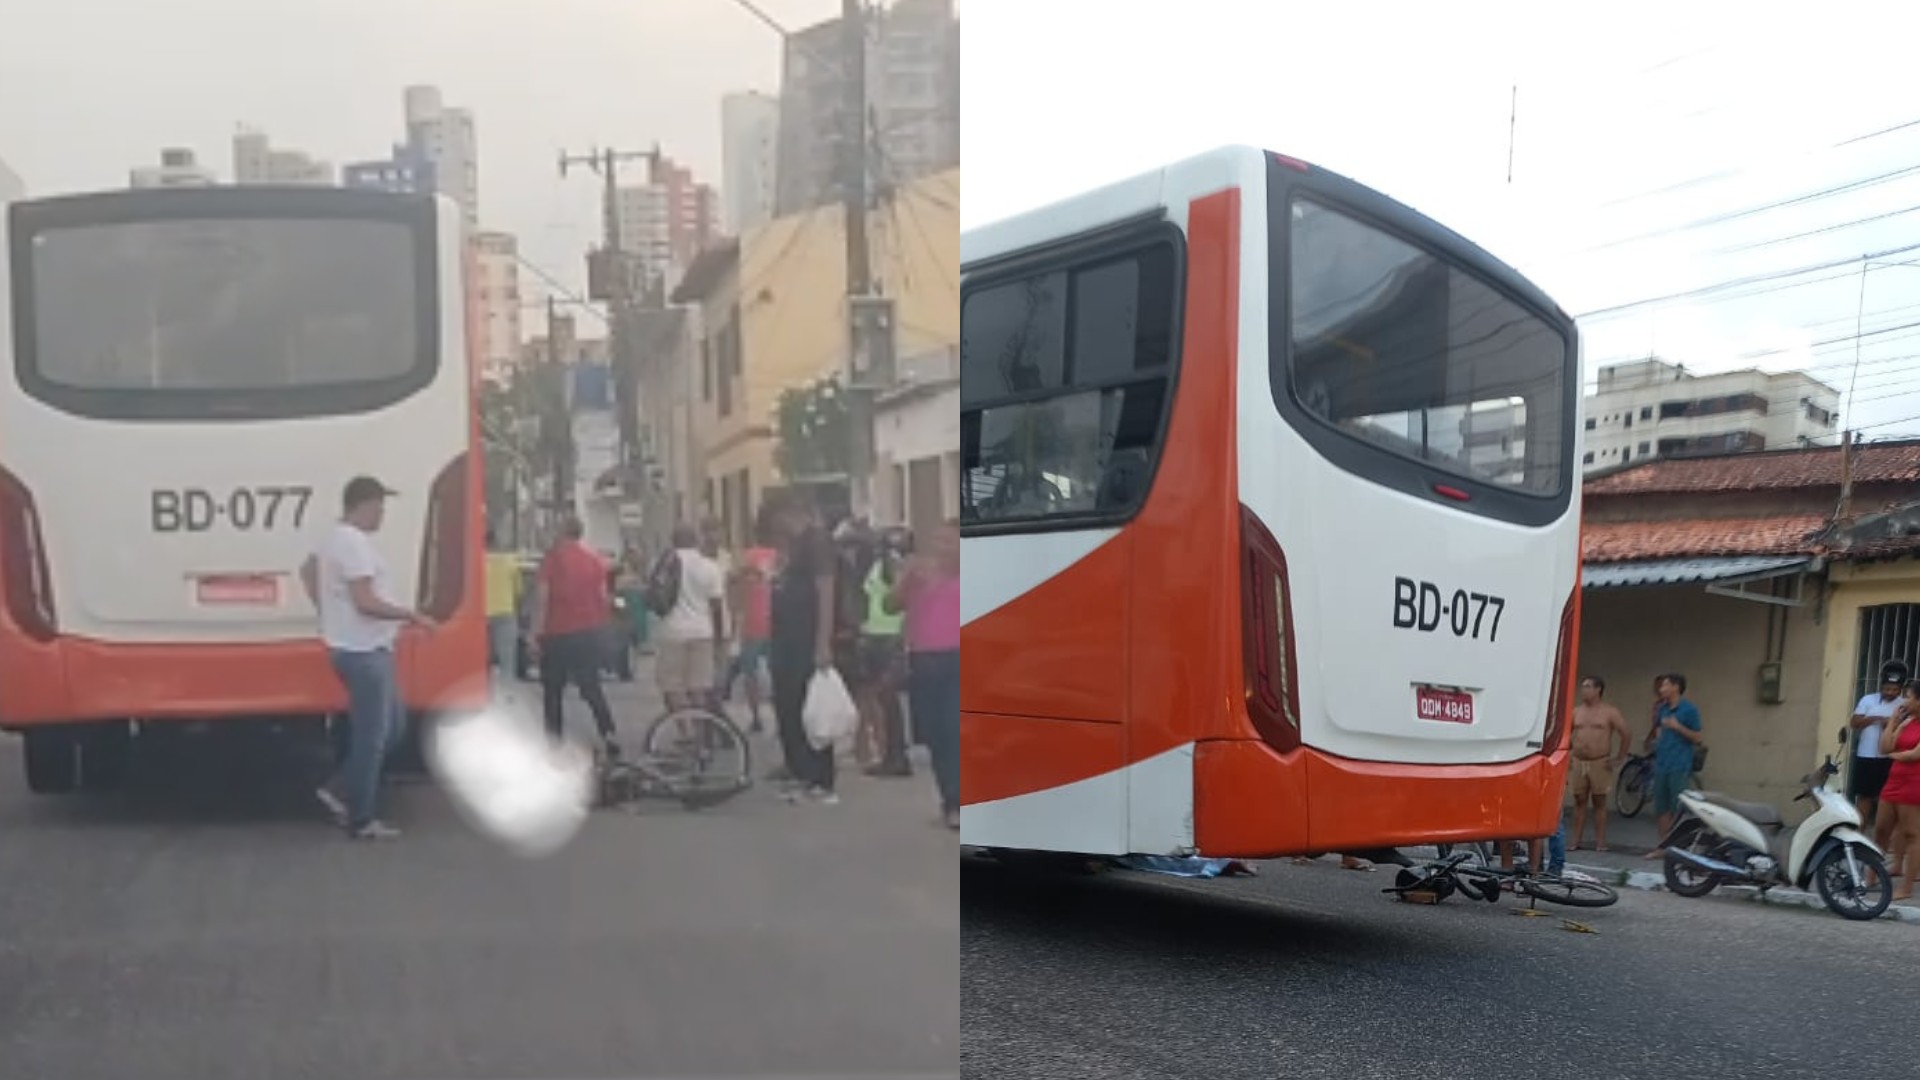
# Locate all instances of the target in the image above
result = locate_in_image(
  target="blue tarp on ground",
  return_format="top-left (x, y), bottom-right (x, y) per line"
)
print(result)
top-left (1113, 855), bottom-right (1248, 879)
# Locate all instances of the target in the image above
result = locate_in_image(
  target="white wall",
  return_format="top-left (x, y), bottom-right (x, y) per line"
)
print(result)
top-left (721, 91), bottom-right (779, 235)
top-left (471, 232), bottom-right (522, 382)
top-left (874, 380), bottom-right (959, 529)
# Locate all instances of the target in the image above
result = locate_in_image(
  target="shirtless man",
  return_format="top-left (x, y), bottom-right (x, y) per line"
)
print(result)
top-left (1568, 674), bottom-right (1632, 851)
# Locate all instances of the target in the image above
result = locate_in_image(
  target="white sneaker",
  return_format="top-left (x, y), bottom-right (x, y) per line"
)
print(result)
top-left (348, 821), bottom-right (402, 841)
top-left (805, 785), bottom-right (840, 806)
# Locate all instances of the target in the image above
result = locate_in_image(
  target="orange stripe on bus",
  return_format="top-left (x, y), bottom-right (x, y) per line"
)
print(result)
top-left (960, 186), bottom-right (1247, 805)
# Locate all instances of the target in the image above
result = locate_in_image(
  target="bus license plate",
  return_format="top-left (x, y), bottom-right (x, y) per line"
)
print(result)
top-left (1416, 685), bottom-right (1474, 725)
top-left (195, 574), bottom-right (280, 606)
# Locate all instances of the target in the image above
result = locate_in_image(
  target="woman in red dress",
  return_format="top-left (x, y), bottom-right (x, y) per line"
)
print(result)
top-left (1879, 680), bottom-right (1920, 901)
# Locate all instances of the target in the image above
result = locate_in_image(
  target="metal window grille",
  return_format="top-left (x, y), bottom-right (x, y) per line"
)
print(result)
top-left (1855, 604), bottom-right (1920, 700)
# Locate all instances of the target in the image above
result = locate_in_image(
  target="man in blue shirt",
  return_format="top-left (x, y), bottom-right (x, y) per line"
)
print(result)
top-left (1647, 672), bottom-right (1704, 855)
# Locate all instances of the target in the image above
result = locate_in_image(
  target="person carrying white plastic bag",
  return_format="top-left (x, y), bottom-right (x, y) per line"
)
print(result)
top-left (803, 666), bottom-right (859, 752)
top-left (761, 492), bottom-right (848, 805)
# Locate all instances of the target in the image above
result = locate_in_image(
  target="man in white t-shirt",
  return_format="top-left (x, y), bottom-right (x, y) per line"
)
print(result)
top-left (653, 523), bottom-right (725, 712)
top-left (299, 475), bottom-right (434, 841)
top-left (1851, 660), bottom-right (1910, 849)
top-left (701, 519), bottom-right (735, 699)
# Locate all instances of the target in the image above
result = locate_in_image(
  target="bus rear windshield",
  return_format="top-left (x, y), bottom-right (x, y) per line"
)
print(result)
top-left (20, 216), bottom-right (428, 417)
top-left (1286, 197), bottom-right (1568, 497)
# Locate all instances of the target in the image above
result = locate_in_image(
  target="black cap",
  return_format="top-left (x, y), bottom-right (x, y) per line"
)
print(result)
top-left (342, 475), bottom-right (397, 510)
top-left (1881, 659), bottom-right (1911, 685)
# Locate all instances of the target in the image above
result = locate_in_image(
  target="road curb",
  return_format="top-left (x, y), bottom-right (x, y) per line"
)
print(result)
top-left (1565, 861), bottom-right (1920, 923)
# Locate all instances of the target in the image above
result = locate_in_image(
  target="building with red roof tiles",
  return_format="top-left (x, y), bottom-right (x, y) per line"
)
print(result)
top-left (1577, 437), bottom-right (1920, 817)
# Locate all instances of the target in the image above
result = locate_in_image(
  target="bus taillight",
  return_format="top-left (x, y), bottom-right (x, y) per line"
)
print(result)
top-left (1541, 588), bottom-right (1578, 756)
top-left (416, 452), bottom-right (470, 621)
top-left (1239, 505), bottom-right (1301, 753)
top-left (0, 466), bottom-right (57, 641)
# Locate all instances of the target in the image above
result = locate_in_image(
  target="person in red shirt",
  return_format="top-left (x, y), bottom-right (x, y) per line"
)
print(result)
top-left (531, 516), bottom-right (620, 757)
top-left (725, 514), bottom-right (781, 735)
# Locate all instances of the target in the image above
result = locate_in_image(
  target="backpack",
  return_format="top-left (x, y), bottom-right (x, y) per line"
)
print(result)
top-left (645, 550), bottom-right (682, 617)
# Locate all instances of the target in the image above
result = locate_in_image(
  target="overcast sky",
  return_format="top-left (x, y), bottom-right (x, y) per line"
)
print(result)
top-left (0, 0), bottom-right (842, 314)
top-left (963, 1), bottom-right (1920, 440)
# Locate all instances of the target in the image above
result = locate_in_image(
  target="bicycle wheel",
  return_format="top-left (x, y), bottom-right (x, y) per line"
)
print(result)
top-left (1517, 874), bottom-right (1618, 908)
top-left (642, 706), bottom-right (753, 810)
top-left (1614, 760), bottom-right (1648, 818)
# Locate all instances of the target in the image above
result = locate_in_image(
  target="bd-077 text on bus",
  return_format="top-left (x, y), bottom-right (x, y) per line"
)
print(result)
top-left (150, 485), bottom-right (314, 532)
top-left (1391, 576), bottom-right (1507, 641)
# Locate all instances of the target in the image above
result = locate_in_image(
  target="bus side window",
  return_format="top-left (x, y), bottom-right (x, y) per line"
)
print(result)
top-left (960, 233), bottom-right (1182, 529)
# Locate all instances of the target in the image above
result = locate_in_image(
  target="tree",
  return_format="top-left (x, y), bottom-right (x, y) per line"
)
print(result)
top-left (774, 373), bottom-right (852, 481)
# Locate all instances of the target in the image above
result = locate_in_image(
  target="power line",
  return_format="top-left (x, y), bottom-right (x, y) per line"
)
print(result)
top-left (514, 254), bottom-right (609, 326)
top-left (1575, 241), bottom-right (1920, 319)
top-left (1588, 110), bottom-right (1920, 212)
top-left (1711, 202), bottom-right (1920, 256)
top-left (1852, 406), bottom-right (1920, 435)
top-left (1573, 163), bottom-right (1920, 254)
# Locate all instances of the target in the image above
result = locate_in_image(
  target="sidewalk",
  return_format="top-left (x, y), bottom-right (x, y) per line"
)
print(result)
top-left (1556, 806), bottom-right (1920, 924)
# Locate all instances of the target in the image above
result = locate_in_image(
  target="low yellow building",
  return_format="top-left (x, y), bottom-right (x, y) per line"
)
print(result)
top-left (697, 169), bottom-right (960, 547)
top-left (1815, 497), bottom-right (1920, 776)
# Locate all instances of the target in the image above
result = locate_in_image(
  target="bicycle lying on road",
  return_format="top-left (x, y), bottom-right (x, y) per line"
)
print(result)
top-left (593, 705), bottom-right (754, 812)
top-left (1385, 851), bottom-right (1620, 910)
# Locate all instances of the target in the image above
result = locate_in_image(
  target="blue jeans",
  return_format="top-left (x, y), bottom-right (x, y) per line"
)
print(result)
top-left (1547, 820), bottom-right (1566, 875)
top-left (328, 648), bottom-right (405, 830)
top-left (908, 650), bottom-right (959, 813)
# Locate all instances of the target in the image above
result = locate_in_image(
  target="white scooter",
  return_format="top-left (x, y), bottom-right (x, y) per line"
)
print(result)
top-left (1660, 729), bottom-right (1893, 921)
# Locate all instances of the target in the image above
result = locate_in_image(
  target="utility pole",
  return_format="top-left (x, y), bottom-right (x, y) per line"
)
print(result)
top-left (1506, 84), bottom-right (1517, 184)
top-left (840, 0), bottom-right (893, 521)
top-left (559, 144), bottom-right (661, 523)
top-left (542, 295), bottom-right (577, 534)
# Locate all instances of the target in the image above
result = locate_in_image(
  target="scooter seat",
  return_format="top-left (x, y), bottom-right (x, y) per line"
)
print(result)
top-left (1698, 792), bottom-right (1782, 827)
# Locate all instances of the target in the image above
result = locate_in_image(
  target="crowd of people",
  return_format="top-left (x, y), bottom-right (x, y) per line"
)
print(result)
top-left (297, 472), bottom-right (960, 841)
top-left (505, 489), bottom-right (962, 830)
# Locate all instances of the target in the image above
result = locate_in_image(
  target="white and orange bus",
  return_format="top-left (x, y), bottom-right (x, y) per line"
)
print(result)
top-left (0, 185), bottom-right (486, 794)
top-left (960, 146), bottom-right (1582, 859)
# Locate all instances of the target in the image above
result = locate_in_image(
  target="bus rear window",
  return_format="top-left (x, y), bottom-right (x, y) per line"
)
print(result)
top-left (1286, 197), bottom-right (1568, 497)
top-left (19, 216), bottom-right (429, 417)
top-left (960, 234), bottom-right (1180, 529)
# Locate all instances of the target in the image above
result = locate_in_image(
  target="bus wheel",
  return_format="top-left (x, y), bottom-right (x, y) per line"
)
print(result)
top-left (23, 730), bottom-right (80, 795)
top-left (79, 722), bottom-right (134, 792)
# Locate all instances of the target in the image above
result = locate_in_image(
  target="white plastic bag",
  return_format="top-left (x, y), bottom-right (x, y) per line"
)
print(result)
top-left (803, 667), bottom-right (859, 751)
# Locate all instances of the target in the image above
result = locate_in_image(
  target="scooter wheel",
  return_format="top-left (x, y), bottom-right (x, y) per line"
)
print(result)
top-left (1813, 844), bottom-right (1893, 921)
top-left (1660, 820), bottom-right (1721, 899)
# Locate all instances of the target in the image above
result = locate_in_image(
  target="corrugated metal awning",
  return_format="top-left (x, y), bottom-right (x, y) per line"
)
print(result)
top-left (1582, 555), bottom-right (1811, 590)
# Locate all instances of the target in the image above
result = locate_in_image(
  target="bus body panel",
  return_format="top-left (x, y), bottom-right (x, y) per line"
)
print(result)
top-left (960, 146), bottom-right (1579, 858)
top-left (0, 190), bottom-right (485, 726)
top-left (960, 528), bottom-right (1129, 726)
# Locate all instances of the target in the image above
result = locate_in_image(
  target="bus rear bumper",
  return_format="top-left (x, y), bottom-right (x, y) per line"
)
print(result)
top-left (0, 626), bottom-right (487, 726)
top-left (1194, 738), bottom-right (1566, 860)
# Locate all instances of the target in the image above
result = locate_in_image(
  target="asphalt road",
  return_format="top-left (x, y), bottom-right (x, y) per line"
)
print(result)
top-left (962, 851), bottom-right (1917, 1080)
top-left (0, 673), bottom-right (959, 1080)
